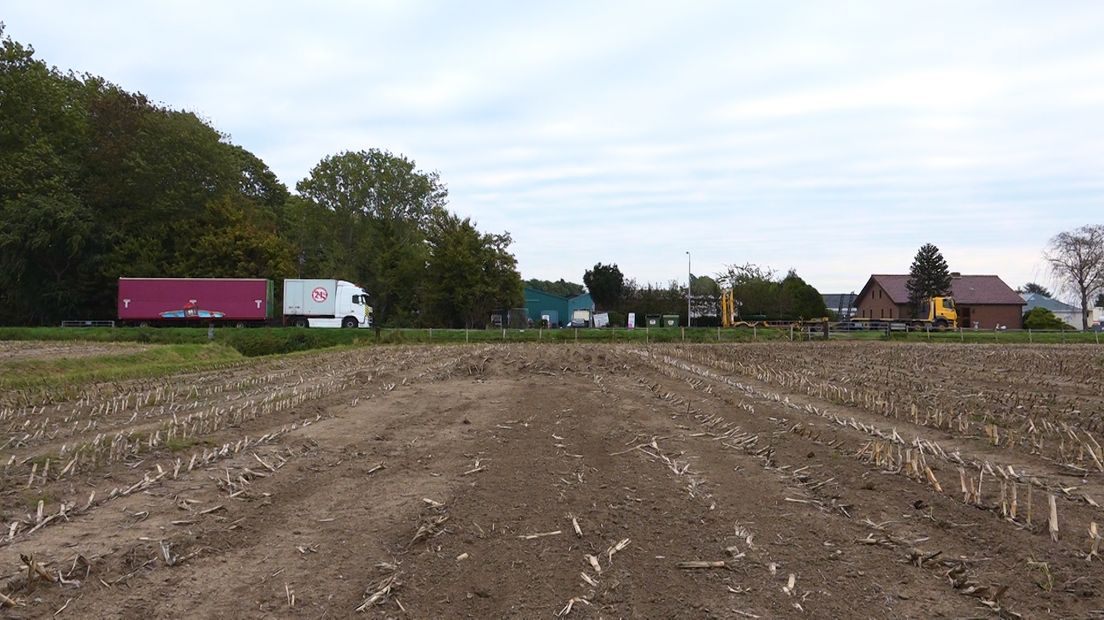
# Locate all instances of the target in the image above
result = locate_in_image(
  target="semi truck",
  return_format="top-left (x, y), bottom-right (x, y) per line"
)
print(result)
top-left (117, 278), bottom-right (372, 328)
top-left (282, 279), bottom-right (371, 328)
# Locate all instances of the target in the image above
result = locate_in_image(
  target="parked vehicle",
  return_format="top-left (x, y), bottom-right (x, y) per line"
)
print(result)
top-left (117, 278), bottom-right (371, 328)
top-left (849, 296), bottom-right (958, 330)
top-left (569, 308), bottom-right (593, 328)
top-left (118, 278), bottom-right (273, 327)
top-left (282, 279), bottom-right (371, 328)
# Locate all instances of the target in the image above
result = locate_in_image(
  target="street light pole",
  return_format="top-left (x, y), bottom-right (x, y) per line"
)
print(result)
top-left (686, 251), bottom-right (691, 328)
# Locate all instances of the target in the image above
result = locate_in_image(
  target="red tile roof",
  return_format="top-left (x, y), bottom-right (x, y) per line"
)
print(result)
top-left (862, 274), bottom-right (1025, 306)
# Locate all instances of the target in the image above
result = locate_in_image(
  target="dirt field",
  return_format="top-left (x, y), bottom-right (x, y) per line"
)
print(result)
top-left (2, 342), bottom-right (1103, 618)
top-left (0, 341), bottom-right (152, 362)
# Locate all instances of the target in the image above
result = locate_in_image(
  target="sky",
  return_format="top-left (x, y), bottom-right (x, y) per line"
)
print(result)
top-left (5, 1), bottom-right (1102, 296)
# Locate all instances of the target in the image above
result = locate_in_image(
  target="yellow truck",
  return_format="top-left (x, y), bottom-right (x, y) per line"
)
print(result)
top-left (849, 296), bottom-right (959, 330)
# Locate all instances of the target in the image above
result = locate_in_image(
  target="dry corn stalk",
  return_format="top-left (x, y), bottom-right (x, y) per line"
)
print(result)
top-left (1048, 494), bottom-right (1059, 543)
top-left (1089, 522), bottom-right (1100, 559)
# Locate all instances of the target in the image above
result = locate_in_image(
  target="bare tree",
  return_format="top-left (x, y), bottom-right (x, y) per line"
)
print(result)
top-left (1046, 225), bottom-right (1104, 329)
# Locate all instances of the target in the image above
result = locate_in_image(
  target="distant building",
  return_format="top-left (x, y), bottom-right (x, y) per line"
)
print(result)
top-left (822, 293), bottom-right (857, 319)
top-left (1022, 293), bottom-right (1083, 330)
top-left (523, 287), bottom-right (594, 327)
top-left (855, 274), bottom-right (1025, 329)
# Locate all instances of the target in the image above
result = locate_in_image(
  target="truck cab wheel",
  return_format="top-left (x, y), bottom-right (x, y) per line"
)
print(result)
top-left (934, 319), bottom-right (948, 330)
top-left (341, 316), bottom-right (359, 329)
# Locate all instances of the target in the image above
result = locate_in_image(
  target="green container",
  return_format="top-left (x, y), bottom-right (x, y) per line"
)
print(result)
top-left (645, 315), bottom-right (661, 327)
top-left (662, 314), bottom-right (680, 327)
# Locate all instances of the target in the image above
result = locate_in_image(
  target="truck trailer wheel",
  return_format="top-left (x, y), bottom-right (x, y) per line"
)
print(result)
top-left (341, 316), bottom-right (359, 329)
top-left (293, 317), bottom-right (308, 328)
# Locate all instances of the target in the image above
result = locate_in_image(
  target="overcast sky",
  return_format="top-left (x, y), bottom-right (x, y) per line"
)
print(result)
top-left (5, 2), bottom-right (1102, 295)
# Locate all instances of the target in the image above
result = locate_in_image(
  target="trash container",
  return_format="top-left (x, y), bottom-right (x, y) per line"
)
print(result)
top-left (645, 315), bottom-right (661, 327)
top-left (662, 314), bottom-right (680, 327)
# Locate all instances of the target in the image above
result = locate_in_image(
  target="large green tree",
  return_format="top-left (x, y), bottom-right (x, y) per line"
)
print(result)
top-left (906, 243), bottom-right (952, 315)
top-left (524, 278), bottom-right (585, 298)
top-left (296, 149), bottom-right (447, 329)
top-left (0, 26), bottom-right (298, 323)
top-left (780, 271), bottom-right (828, 319)
top-left (716, 264), bottom-right (826, 320)
top-left (422, 211), bottom-right (522, 328)
top-left (583, 263), bottom-right (624, 310)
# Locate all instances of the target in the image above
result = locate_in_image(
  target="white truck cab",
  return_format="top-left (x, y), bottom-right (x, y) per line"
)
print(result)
top-left (283, 279), bottom-right (372, 328)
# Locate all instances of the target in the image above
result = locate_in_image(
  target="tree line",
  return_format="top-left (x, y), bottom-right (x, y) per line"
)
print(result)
top-left (0, 28), bottom-right (522, 327)
top-left (536, 262), bottom-right (828, 326)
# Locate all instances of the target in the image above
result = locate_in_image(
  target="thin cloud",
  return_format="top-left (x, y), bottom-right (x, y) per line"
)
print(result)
top-left (3, 1), bottom-right (1102, 295)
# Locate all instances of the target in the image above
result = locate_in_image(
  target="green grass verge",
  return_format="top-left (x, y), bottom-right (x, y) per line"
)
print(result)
top-left (0, 343), bottom-right (245, 390)
top-left (1, 325), bottom-right (1098, 355)
top-left (0, 325), bottom-right (791, 354)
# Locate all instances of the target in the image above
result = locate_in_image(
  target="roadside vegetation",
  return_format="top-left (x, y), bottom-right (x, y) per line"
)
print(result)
top-left (0, 343), bottom-right (245, 390)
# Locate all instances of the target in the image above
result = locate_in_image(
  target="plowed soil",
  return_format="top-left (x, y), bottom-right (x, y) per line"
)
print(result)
top-left (2, 343), bottom-right (1102, 618)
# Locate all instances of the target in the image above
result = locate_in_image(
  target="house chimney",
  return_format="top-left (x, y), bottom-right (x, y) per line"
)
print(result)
top-left (950, 272), bottom-right (962, 278)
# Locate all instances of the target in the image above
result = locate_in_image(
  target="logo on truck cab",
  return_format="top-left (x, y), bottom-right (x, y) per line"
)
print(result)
top-left (311, 287), bottom-right (329, 303)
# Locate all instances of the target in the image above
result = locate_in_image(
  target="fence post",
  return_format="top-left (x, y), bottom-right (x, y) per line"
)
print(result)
top-left (428, 328), bottom-right (432, 341)
top-left (681, 327), bottom-right (685, 342)
top-left (789, 325), bottom-right (794, 341)
top-left (753, 325), bottom-right (757, 341)
top-left (575, 328), bottom-right (578, 343)
top-left (502, 328), bottom-right (506, 340)
top-left (959, 327), bottom-right (964, 342)
top-left (1028, 329), bottom-right (1032, 343)
top-left (646, 327), bottom-right (649, 344)
top-left (717, 326), bottom-right (720, 342)
top-left (539, 327), bottom-right (543, 340)
top-left (465, 328), bottom-right (469, 343)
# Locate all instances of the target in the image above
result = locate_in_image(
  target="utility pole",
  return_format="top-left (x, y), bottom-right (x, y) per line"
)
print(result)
top-left (686, 251), bottom-right (691, 328)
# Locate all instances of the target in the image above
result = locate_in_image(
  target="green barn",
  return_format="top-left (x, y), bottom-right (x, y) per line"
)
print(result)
top-left (523, 287), bottom-right (593, 327)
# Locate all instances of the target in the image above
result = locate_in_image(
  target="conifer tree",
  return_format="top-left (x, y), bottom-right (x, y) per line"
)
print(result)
top-left (906, 244), bottom-right (952, 314)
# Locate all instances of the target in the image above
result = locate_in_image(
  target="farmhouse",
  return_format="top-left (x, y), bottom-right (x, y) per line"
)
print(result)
top-left (855, 273), bottom-right (1024, 329)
